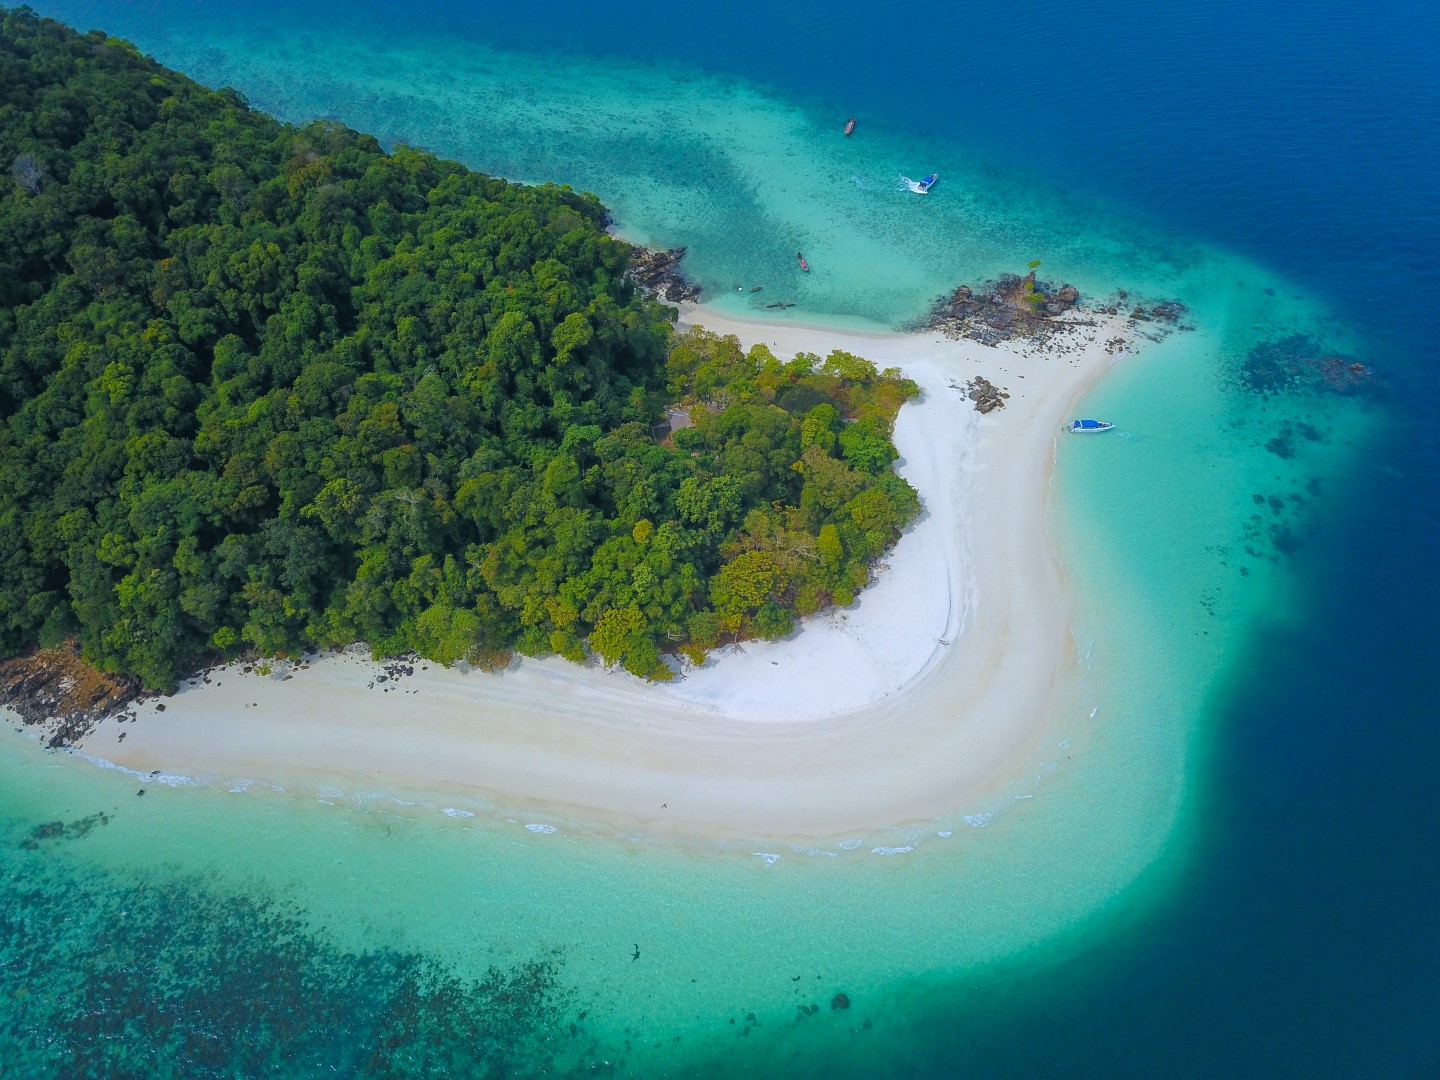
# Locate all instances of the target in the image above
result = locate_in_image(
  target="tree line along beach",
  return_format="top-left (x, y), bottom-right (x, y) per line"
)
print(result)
top-left (0, 8), bottom-right (1138, 841)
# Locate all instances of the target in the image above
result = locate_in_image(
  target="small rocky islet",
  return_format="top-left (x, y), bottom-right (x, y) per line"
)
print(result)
top-left (921, 269), bottom-right (1190, 347)
top-left (922, 269), bottom-right (1091, 346)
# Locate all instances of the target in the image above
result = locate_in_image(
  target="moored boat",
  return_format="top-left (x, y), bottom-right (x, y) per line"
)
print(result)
top-left (1067, 419), bottom-right (1114, 433)
top-left (844, 117), bottom-right (856, 136)
top-left (797, 251), bottom-right (809, 272)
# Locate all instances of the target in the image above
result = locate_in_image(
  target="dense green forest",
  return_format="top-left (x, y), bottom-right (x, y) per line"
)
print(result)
top-left (0, 7), bottom-right (919, 689)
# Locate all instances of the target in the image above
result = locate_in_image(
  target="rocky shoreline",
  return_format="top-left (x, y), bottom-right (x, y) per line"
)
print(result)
top-left (0, 644), bottom-right (138, 748)
top-left (1, 643), bottom-right (443, 752)
top-left (627, 245), bottom-right (703, 304)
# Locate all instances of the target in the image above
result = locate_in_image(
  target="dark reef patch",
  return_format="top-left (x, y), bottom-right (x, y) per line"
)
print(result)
top-left (0, 856), bottom-right (597, 1078)
top-left (1240, 334), bottom-right (1375, 397)
top-left (17, 811), bottom-right (110, 850)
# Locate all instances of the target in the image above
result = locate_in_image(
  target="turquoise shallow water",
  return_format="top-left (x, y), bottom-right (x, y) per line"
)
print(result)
top-left (5, 0), bottom-right (1427, 1074)
top-left (59, 11), bottom-right (1229, 324)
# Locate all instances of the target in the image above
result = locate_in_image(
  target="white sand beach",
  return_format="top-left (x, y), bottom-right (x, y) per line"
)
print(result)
top-left (68, 307), bottom-right (1127, 842)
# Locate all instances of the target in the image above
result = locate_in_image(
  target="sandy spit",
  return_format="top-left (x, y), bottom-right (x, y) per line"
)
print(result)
top-left (62, 306), bottom-right (1128, 843)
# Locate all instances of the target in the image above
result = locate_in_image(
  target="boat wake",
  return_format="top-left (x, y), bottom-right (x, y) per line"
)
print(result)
top-left (901, 172), bottom-right (939, 195)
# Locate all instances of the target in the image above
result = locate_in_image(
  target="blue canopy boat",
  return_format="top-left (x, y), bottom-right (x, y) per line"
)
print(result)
top-left (916, 172), bottom-right (938, 193)
top-left (1067, 419), bottom-right (1114, 433)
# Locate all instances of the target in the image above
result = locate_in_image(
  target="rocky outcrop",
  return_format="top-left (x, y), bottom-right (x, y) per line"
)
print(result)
top-left (922, 270), bottom-right (1089, 345)
top-left (0, 643), bottom-right (138, 747)
top-left (627, 246), bottom-right (702, 303)
top-left (962, 376), bottom-right (1009, 414)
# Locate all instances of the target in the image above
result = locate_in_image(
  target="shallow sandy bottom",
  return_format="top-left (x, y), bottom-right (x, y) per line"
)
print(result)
top-left (71, 306), bottom-right (1128, 843)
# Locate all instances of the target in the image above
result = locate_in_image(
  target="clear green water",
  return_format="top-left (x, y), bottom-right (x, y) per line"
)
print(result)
top-left (3, 5), bottom-right (1383, 1074)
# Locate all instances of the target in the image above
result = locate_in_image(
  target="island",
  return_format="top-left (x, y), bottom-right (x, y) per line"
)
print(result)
top-left (0, 8), bottom-right (1129, 842)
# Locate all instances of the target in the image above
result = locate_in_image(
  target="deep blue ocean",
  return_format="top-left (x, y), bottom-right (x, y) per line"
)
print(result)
top-left (7, 0), bottom-right (1440, 1074)
top-left (781, 5), bottom-right (1440, 1074)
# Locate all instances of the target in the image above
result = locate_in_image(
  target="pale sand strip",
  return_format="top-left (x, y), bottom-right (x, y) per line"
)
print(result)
top-left (67, 308), bottom-right (1126, 841)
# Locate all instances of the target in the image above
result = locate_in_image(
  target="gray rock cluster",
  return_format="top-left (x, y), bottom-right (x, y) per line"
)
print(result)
top-left (923, 270), bottom-right (1087, 345)
top-left (963, 376), bottom-right (1010, 414)
top-left (628, 246), bottom-right (702, 303)
top-left (1090, 291), bottom-right (1191, 337)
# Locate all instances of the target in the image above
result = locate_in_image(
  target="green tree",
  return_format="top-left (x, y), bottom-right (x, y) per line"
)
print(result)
top-left (0, 8), bottom-right (918, 691)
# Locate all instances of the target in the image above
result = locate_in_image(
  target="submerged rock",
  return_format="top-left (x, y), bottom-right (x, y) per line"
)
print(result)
top-left (1240, 333), bottom-right (1375, 396)
top-left (18, 811), bottom-right (113, 850)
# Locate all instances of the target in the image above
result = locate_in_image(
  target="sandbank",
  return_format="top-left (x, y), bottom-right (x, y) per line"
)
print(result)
top-left (54, 306), bottom-right (1128, 842)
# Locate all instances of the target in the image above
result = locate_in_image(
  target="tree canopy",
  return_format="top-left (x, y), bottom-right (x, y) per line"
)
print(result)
top-left (0, 8), bottom-right (919, 689)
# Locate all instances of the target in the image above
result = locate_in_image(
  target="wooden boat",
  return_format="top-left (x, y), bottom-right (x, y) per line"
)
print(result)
top-left (1067, 419), bottom-right (1114, 433)
top-left (844, 117), bottom-right (856, 136)
top-left (797, 251), bottom-right (809, 272)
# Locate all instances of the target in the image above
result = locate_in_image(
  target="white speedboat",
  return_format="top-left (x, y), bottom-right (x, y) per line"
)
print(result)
top-left (903, 172), bottom-right (939, 194)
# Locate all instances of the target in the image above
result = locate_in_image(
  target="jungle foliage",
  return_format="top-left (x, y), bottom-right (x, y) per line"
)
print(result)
top-left (0, 8), bottom-right (919, 689)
